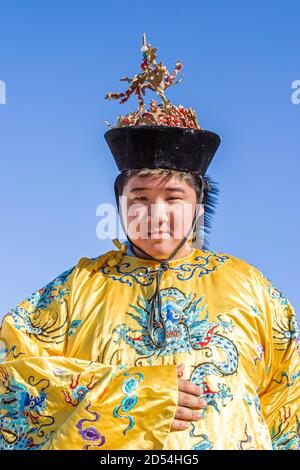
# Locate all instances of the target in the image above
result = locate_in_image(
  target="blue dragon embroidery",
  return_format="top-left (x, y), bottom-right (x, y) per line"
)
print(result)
top-left (114, 288), bottom-right (238, 414)
top-left (0, 367), bottom-right (54, 450)
top-left (6, 267), bottom-right (76, 346)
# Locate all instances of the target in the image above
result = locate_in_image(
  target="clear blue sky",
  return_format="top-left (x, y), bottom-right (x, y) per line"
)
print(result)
top-left (0, 0), bottom-right (299, 320)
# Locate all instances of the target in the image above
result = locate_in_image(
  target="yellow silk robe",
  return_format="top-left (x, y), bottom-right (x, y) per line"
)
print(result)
top-left (0, 245), bottom-right (299, 450)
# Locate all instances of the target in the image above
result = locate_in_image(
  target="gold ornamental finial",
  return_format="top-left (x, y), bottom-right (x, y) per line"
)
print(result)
top-left (104, 34), bottom-right (201, 129)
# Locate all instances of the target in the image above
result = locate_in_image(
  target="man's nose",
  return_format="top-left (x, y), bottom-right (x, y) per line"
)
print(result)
top-left (148, 202), bottom-right (169, 224)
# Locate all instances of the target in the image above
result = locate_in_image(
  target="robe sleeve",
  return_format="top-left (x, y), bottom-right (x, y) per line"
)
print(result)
top-left (257, 276), bottom-right (300, 450)
top-left (0, 262), bottom-right (178, 451)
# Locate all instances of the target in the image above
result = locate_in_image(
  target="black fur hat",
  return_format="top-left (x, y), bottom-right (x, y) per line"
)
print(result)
top-left (104, 125), bottom-right (221, 175)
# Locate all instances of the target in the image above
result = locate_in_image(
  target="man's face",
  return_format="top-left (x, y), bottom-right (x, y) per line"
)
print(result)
top-left (120, 173), bottom-right (203, 258)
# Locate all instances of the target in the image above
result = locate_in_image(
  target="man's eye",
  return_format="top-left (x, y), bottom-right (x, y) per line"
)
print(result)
top-left (167, 197), bottom-right (182, 201)
top-left (133, 196), bottom-right (148, 201)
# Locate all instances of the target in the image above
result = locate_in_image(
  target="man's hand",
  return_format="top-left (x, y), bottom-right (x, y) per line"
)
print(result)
top-left (171, 364), bottom-right (207, 431)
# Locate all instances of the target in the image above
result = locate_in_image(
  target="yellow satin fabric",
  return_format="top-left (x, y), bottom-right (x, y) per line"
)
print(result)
top-left (0, 246), bottom-right (299, 450)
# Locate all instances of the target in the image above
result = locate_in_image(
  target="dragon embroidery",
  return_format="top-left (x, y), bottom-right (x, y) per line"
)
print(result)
top-left (114, 288), bottom-right (239, 414)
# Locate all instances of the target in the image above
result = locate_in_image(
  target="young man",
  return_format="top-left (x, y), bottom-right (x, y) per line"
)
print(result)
top-left (0, 35), bottom-right (299, 451)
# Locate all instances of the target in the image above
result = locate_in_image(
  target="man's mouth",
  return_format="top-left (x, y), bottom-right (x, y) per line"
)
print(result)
top-left (148, 230), bottom-right (169, 234)
top-left (147, 230), bottom-right (171, 238)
